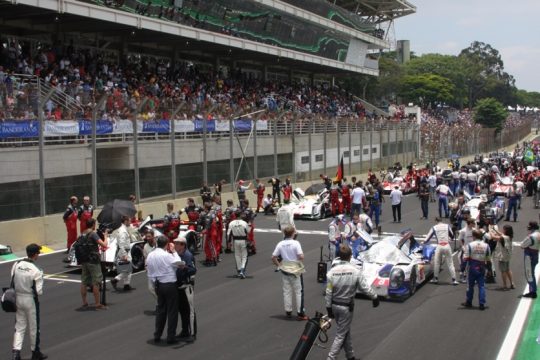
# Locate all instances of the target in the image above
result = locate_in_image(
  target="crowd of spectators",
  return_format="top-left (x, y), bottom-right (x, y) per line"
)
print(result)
top-left (0, 39), bottom-right (372, 123)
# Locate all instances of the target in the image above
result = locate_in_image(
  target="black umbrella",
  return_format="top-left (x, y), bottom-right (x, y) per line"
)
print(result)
top-left (97, 199), bottom-right (137, 226)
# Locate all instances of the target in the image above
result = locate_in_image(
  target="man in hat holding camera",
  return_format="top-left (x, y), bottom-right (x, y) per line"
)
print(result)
top-left (11, 244), bottom-right (46, 360)
top-left (521, 221), bottom-right (540, 298)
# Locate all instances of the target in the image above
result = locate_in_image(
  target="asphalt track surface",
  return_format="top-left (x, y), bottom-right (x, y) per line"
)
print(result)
top-left (1, 194), bottom-right (538, 360)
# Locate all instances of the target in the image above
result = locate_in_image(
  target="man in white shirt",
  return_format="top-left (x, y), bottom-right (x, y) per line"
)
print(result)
top-left (146, 236), bottom-right (182, 344)
top-left (276, 201), bottom-right (295, 231)
top-left (515, 179), bottom-right (525, 209)
top-left (271, 226), bottom-right (307, 320)
top-left (428, 173), bottom-right (437, 202)
top-left (467, 170), bottom-right (478, 194)
top-left (389, 186), bottom-right (403, 223)
top-left (350, 184), bottom-right (366, 216)
top-left (436, 182), bottom-right (454, 218)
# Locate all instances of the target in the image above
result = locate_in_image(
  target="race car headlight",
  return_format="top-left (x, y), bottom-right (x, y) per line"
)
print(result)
top-left (390, 268), bottom-right (405, 288)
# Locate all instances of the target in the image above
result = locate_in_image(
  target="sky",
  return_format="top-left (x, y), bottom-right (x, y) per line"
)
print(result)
top-left (395, 0), bottom-right (540, 92)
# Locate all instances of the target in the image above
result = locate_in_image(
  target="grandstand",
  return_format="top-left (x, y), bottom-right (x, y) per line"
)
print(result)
top-left (0, 0), bottom-right (417, 220)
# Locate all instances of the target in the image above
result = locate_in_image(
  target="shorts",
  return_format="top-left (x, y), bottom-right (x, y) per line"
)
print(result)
top-left (81, 262), bottom-right (103, 285)
top-left (498, 261), bottom-right (510, 273)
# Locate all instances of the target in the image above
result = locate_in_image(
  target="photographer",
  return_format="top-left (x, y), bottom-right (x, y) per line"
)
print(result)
top-left (79, 218), bottom-right (108, 310)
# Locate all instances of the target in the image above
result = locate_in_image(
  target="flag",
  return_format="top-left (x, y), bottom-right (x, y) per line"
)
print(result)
top-left (524, 148), bottom-right (535, 164)
top-left (334, 155), bottom-right (344, 182)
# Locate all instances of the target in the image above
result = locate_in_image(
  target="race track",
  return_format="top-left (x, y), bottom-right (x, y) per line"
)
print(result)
top-left (1, 194), bottom-right (537, 360)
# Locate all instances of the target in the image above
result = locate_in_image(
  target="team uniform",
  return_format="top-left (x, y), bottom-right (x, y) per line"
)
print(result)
top-left (227, 218), bottom-right (251, 278)
top-left (63, 204), bottom-right (78, 249)
top-left (463, 239), bottom-right (491, 308)
top-left (521, 231), bottom-right (540, 297)
top-left (325, 260), bottom-right (377, 360)
top-left (78, 204), bottom-right (94, 233)
top-left (426, 223), bottom-right (458, 284)
top-left (11, 259), bottom-right (44, 358)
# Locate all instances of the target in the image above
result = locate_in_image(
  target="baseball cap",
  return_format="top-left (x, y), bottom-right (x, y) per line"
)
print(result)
top-left (26, 243), bottom-right (42, 257)
top-left (173, 236), bottom-right (187, 244)
top-left (528, 221), bottom-right (539, 231)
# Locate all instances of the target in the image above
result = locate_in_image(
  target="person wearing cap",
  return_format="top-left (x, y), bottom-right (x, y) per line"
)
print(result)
top-left (11, 244), bottom-right (47, 360)
top-left (174, 236), bottom-right (197, 342)
top-left (520, 221), bottom-right (540, 298)
top-left (79, 218), bottom-right (109, 310)
top-left (227, 211), bottom-right (251, 278)
top-left (146, 236), bottom-right (182, 344)
top-left (236, 180), bottom-right (252, 208)
top-left (63, 195), bottom-right (79, 251)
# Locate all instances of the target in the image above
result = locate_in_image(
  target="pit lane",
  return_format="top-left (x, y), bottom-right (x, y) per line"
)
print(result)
top-left (0, 194), bottom-right (536, 360)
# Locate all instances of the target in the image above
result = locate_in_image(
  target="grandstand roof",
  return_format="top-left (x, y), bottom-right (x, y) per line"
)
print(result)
top-left (0, 2), bottom-right (373, 76)
top-left (4, 0), bottom-right (379, 76)
top-left (331, 0), bottom-right (416, 23)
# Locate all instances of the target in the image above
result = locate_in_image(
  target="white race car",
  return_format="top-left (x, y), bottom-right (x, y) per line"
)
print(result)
top-left (459, 192), bottom-right (506, 222)
top-left (290, 183), bottom-right (332, 220)
top-left (489, 176), bottom-right (514, 196)
top-left (351, 232), bottom-right (435, 299)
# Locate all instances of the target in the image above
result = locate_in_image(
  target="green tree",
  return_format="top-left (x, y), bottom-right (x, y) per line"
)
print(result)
top-left (459, 41), bottom-right (516, 108)
top-left (516, 90), bottom-right (540, 107)
top-left (404, 54), bottom-right (466, 107)
top-left (473, 97), bottom-right (508, 131)
top-left (399, 74), bottom-right (454, 106)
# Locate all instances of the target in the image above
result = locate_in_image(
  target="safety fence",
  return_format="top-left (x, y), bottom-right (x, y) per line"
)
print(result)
top-left (0, 77), bottom-right (532, 222)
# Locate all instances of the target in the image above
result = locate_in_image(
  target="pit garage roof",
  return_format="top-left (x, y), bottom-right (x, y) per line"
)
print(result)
top-left (331, 0), bottom-right (416, 23)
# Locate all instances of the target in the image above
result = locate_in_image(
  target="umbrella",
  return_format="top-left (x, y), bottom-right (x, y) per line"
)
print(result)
top-left (450, 154), bottom-right (460, 159)
top-left (97, 199), bottom-right (137, 226)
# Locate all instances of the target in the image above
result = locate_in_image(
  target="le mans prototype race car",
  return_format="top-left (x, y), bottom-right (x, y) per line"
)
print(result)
top-left (489, 176), bottom-right (514, 197)
top-left (350, 231), bottom-right (436, 299)
top-left (382, 178), bottom-right (416, 194)
top-left (291, 183), bottom-right (332, 220)
top-left (459, 192), bottom-right (506, 222)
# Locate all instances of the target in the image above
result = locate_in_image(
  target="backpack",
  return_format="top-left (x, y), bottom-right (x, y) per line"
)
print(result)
top-left (74, 234), bottom-right (99, 264)
top-left (1, 261), bottom-right (19, 312)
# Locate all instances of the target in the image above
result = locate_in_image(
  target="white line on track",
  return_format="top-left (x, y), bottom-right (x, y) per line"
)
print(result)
top-left (496, 266), bottom-right (540, 360)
